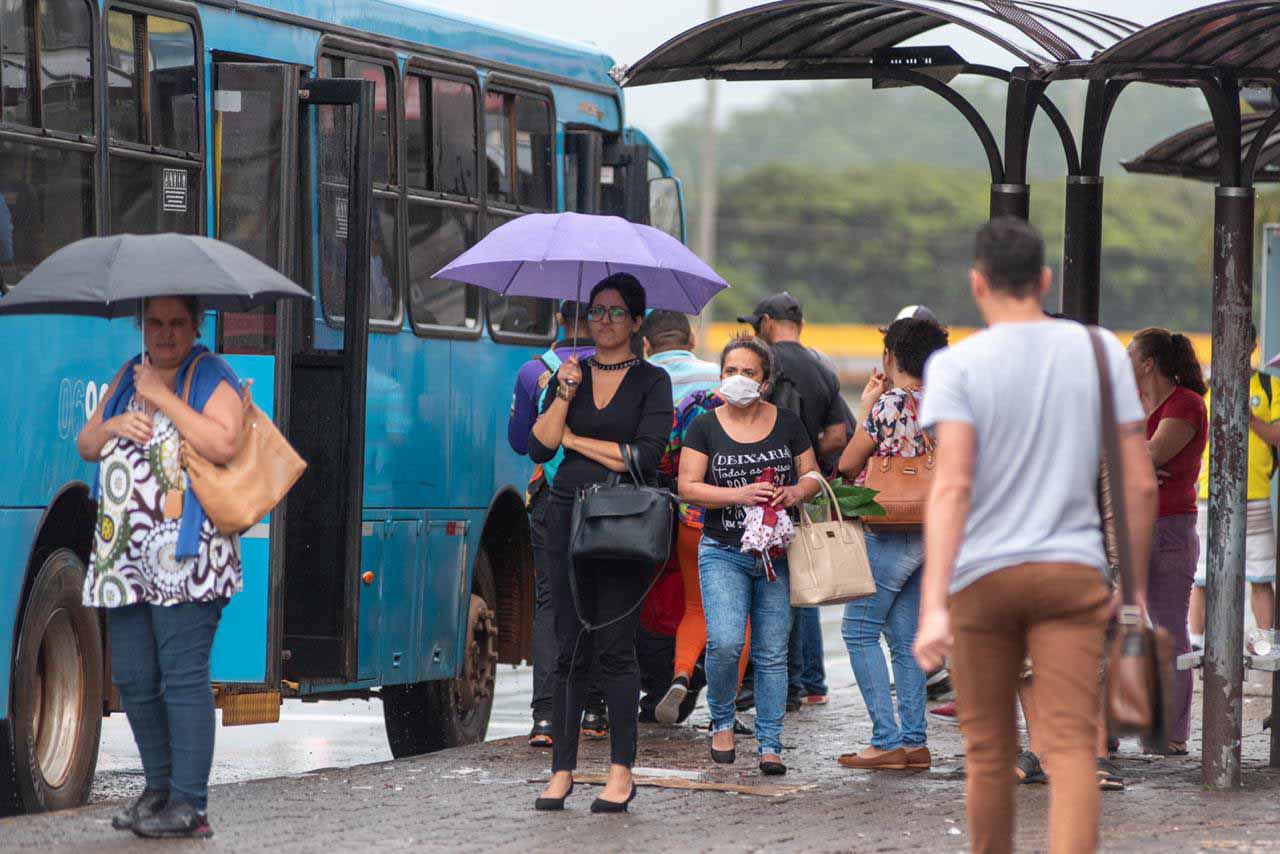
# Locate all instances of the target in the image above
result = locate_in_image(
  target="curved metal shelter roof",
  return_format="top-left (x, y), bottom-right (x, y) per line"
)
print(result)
top-left (1047, 1), bottom-right (1280, 80)
top-left (1122, 112), bottom-right (1280, 182)
top-left (618, 0), bottom-right (1138, 87)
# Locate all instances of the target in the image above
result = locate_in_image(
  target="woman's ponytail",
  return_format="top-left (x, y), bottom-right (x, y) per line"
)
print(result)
top-left (1133, 328), bottom-right (1207, 395)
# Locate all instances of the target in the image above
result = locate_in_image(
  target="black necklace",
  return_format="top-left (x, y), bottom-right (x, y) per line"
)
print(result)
top-left (587, 356), bottom-right (640, 372)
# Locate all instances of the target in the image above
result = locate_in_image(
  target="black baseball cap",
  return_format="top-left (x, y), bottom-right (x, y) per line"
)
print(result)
top-left (558, 299), bottom-right (589, 320)
top-left (738, 292), bottom-right (803, 326)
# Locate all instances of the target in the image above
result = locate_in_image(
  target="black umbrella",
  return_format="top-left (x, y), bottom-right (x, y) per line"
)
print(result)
top-left (0, 233), bottom-right (312, 318)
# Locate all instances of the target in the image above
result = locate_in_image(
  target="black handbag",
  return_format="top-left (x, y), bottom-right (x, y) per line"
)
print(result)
top-left (570, 444), bottom-right (675, 566)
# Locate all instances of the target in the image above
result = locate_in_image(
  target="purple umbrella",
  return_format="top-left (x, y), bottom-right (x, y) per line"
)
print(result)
top-left (432, 212), bottom-right (728, 313)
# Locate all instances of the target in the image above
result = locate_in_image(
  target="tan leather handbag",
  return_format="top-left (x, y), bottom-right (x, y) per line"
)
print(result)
top-left (1088, 328), bottom-right (1174, 741)
top-left (787, 475), bottom-right (876, 606)
top-left (180, 354), bottom-right (307, 535)
top-left (861, 391), bottom-right (933, 529)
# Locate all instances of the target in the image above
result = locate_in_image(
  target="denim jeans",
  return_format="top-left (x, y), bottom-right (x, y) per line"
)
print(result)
top-left (108, 600), bottom-right (224, 811)
top-left (788, 606), bottom-right (827, 697)
top-left (841, 530), bottom-right (927, 750)
top-left (699, 536), bottom-right (793, 756)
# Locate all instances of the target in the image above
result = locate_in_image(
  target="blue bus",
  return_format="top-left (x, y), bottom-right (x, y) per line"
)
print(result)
top-left (0, 0), bottom-right (684, 814)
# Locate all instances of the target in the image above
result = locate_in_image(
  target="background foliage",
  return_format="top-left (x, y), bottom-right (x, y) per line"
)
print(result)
top-left (661, 80), bottom-right (1280, 330)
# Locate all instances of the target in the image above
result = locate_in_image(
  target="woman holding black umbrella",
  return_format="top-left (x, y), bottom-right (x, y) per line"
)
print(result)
top-left (530, 273), bottom-right (674, 814)
top-left (77, 295), bottom-right (244, 839)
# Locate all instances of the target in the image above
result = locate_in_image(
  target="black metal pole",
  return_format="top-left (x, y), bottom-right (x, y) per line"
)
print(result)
top-left (989, 183), bottom-right (1030, 220)
top-left (1061, 175), bottom-right (1104, 324)
top-left (1204, 185), bottom-right (1254, 790)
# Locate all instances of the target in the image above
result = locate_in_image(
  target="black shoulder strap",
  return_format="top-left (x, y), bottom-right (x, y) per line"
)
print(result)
top-left (1261, 371), bottom-right (1272, 407)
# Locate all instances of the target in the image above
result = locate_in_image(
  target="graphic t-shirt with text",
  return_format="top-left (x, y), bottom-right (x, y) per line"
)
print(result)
top-left (683, 406), bottom-right (812, 547)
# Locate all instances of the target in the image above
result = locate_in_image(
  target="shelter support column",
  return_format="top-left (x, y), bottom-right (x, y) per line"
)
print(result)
top-left (1204, 185), bottom-right (1254, 790)
top-left (1061, 175), bottom-right (1103, 324)
top-left (989, 184), bottom-right (1029, 220)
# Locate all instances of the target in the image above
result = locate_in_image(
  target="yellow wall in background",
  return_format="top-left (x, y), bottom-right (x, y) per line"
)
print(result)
top-left (702, 323), bottom-right (1215, 365)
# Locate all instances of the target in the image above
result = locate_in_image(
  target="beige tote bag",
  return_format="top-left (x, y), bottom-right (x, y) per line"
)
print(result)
top-left (787, 475), bottom-right (876, 606)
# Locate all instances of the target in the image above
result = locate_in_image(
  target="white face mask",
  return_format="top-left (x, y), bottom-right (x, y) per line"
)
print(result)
top-left (720, 374), bottom-right (762, 408)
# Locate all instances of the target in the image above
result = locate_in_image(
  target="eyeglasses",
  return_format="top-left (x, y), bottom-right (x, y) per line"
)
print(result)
top-left (587, 306), bottom-right (629, 323)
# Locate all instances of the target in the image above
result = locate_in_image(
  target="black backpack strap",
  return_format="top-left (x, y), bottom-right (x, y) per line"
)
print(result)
top-left (1261, 372), bottom-right (1277, 472)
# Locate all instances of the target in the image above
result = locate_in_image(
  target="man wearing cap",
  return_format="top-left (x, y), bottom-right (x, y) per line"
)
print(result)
top-left (740, 293), bottom-right (850, 707)
top-left (507, 300), bottom-right (606, 746)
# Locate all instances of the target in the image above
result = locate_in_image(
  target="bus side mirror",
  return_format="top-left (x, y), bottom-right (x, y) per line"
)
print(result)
top-left (648, 177), bottom-right (685, 244)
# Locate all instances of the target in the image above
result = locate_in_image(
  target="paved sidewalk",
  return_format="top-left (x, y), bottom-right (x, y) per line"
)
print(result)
top-left (5, 678), bottom-right (1280, 853)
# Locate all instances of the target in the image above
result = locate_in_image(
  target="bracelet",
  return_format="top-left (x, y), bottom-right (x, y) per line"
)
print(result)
top-left (555, 385), bottom-right (576, 402)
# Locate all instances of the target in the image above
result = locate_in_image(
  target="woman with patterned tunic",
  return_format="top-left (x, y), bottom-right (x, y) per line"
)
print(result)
top-left (77, 296), bottom-right (243, 839)
top-left (835, 317), bottom-right (949, 772)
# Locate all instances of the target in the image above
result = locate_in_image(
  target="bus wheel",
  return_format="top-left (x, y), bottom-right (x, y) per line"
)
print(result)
top-left (0, 548), bottom-right (102, 815)
top-left (382, 553), bottom-right (498, 757)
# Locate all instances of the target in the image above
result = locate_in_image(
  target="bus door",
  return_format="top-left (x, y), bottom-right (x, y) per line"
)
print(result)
top-left (280, 76), bottom-right (375, 682)
top-left (601, 142), bottom-right (650, 224)
top-left (210, 62), bottom-right (301, 692)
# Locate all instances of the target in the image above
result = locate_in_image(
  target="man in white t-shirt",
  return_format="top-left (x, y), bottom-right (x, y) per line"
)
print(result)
top-left (913, 218), bottom-right (1158, 853)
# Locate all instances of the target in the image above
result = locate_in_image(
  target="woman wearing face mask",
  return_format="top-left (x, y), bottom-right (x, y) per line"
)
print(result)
top-left (835, 317), bottom-right (949, 771)
top-left (530, 273), bottom-right (674, 814)
top-left (678, 334), bottom-right (822, 775)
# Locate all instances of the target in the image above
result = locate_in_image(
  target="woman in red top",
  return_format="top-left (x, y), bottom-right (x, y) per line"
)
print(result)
top-left (1128, 328), bottom-right (1208, 755)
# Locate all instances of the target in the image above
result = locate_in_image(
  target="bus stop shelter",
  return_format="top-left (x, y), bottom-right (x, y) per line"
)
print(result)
top-left (619, 0), bottom-right (1280, 789)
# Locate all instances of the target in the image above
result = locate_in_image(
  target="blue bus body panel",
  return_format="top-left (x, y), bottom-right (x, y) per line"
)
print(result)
top-left (0, 512), bottom-right (43, 720)
top-left (208, 356), bottom-right (275, 684)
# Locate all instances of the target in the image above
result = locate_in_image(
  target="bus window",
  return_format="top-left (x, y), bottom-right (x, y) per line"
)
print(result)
top-left (106, 10), bottom-right (140, 142)
top-left (2, 0), bottom-right (92, 132)
top-left (39, 0), bottom-right (94, 134)
top-left (514, 95), bottom-right (551, 209)
top-left (484, 91), bottom-right (510, 204)
top-left (405, 76), bottom-right (478, 197)
top-left (0, 139), bottom-right (94, 290)
top-left (145, 15), bottom-right (197, 154)
top-left (485, 214), bottom-right (553, 340)
top-left (107, 10), bottom-right (198, 155)
top-left (1, 0), bottom-right (33, 125)
top-left (407, 204), bottom-right (479, 332)
top-left (108, 157), bottom-right (198, 234)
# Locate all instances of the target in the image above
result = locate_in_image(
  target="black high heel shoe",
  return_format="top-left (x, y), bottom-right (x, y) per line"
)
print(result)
top-left (590, 783), bottom-right (637, 814)
top-left (535, 781), bottom-right (574, 811)
top-left (710, 740), bottom-right (736, 764)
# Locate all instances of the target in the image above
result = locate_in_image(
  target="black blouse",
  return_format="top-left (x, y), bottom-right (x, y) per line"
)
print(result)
top-left (529, 361), bottom-right (674, 497)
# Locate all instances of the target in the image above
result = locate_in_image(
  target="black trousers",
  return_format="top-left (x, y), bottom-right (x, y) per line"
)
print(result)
top-left (544, 496), bottom-right (650, 772)
top-left (529, 489), bottom-right (606, 721)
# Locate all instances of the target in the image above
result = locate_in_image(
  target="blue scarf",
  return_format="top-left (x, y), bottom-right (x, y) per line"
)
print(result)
top-left (92, 345), bottom-right (243, 559)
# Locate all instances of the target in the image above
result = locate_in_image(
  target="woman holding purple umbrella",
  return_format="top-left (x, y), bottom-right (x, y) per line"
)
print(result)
top-left (530, 273), bottom-right (673, 814)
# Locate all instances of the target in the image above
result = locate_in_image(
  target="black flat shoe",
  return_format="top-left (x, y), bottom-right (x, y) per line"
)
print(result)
top-left (111, 788), bottom-right (168, 831)
top-left (590, 784), bottom-right (637, 814)
top-left (759, 759), bottom-right (787, 776)
top-left (529, 719), bottom-right (554, 748)
top-left (710, 743), bottom-right (736, 764)
top-left (535, 782), bottom-right (574, 811)
top-left (131, 801), bottom-right (213, 839)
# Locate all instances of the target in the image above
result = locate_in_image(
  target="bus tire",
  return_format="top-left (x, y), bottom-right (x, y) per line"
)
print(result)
top-left (0, 548), bottom-right (102, 815)
top-left (382, 552), bottom-right (497, 757)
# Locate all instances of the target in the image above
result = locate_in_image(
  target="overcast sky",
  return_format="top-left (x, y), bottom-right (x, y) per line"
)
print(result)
top-left (419, 0), bottom-right (1212, 143)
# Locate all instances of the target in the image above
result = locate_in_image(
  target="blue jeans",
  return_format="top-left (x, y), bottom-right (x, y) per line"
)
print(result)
top-left (108, 600), bottom-right (224, 811)
top-left (699, 537), bottom-right (793, 756)
top-left (841, 530), bottom-right (927, 750)
top-left (788, 606), bottom-right (827, 697)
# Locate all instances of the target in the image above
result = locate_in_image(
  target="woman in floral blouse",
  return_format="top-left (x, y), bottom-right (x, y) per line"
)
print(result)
top-left (834, 317), bottom-right (949, 771)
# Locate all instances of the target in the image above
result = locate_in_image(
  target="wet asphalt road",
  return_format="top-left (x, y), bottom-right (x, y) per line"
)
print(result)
top-left (92, 608), bottom-right (860, 802)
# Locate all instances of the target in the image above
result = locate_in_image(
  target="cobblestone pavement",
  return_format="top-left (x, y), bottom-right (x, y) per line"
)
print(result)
top-left (6, 670), bottom-right (1280, 853)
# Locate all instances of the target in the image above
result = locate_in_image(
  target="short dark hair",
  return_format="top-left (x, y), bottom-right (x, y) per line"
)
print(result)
top-left (974, 217), bottom-right (1045, 297)
top-left (640, 310), bottom-right (694, 353)
top-left (720, 333), bottom-right (774, 383)
top-left (883, 318), bottom-right (949, 378)
top-left (589, 272), bottom-right (646, 319)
